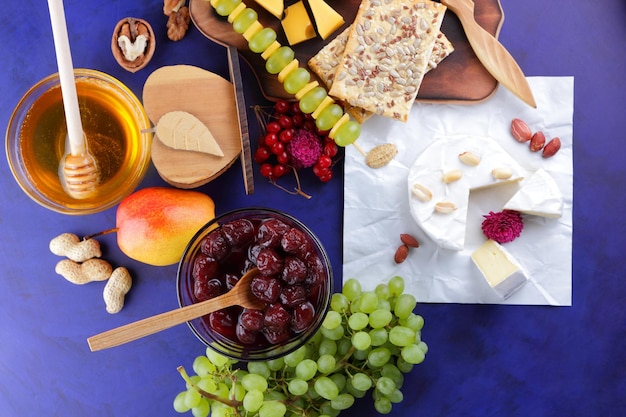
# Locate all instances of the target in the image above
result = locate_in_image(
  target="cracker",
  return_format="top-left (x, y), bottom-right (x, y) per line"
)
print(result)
top-left (326, 0), bottom-right (447, 122)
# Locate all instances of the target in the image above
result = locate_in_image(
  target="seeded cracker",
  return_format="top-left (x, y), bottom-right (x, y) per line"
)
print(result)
top-left (309, 25), bottom-right (454, 123)
top-left (327, 0), bottom-right (446, 122)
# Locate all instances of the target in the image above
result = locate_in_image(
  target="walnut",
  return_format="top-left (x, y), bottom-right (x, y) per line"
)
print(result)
top-left (166, 6), bottom-right (190, 42)
top-left (111, 17), bottom-right (156, 73)
top-left (164, 0), bottom-right (186, 16)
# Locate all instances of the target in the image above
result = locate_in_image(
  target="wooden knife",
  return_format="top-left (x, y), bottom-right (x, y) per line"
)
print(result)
top-left (441, 0), bottom-right (536, 108)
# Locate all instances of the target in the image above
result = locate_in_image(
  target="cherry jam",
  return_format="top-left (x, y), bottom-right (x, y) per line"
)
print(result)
top-left (180, 209), bottom-right (331, 355)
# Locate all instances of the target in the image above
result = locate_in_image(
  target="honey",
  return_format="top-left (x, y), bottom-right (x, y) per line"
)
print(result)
top-left (13, 72), bottom-right (151, 213)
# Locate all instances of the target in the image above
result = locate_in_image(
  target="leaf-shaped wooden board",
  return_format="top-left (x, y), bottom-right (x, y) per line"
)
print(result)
top-left (189, 0), bottom-right (504, 103)
top-left (142, 65), bottom-right (242, 188)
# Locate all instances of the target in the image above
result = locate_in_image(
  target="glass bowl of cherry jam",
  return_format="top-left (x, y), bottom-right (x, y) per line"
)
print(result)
top-left (177, 207), bottom-right (332, 361)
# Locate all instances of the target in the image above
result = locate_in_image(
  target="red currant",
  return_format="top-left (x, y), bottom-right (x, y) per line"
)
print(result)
top-left (271, 142), bottom-right (285, 155)
top-left (254, 146), bottom-right (271, 163)
top-left (260, 163), bottom-right (274, 179)
top-left (273, 164), bottom-right (288, 178)
top-left (277, 151), bottom-right (290, 165)
top-left (313, 163), bottom-right (330, 178)
top-left (278, 115), bottom-right (293, 129)
top-left (274, 100), bottom-right (291, 114)
top-left (317, 155), bottom-right (332, 169)
top-left (279, 128), bottom-right (294, 143)
top-left (319, 170), bottom-right (333, 183)
top-left (292, 113), bottom-right (304, 128)
top-left (266, 121), bottom-right (281, 134)
top-left (323, 141), bottom-right (338, 157)
top-left (291, 101), bottom-right (302, 115)
top-left (304, 120), bottom-right (315, 131)
top-left (265, 132), bottom-right (278, 147)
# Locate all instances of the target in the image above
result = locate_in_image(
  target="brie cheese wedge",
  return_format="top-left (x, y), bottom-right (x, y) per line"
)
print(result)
top-left (471, 239), bottom-right (528, 299)
top-left (407, 136), bottom-right (525, 250)
top-left (503, 169), bottom-right (563, 218)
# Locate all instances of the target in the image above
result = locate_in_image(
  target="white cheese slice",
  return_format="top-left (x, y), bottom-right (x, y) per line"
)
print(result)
top-left (503, 169), bottom-right (563, 218)
top-left (471, 239), bottom-right (528, 299)
top-left (156, 111), bottom-right (224, 157)
top-left (407, 136), bottom-right (525, 250)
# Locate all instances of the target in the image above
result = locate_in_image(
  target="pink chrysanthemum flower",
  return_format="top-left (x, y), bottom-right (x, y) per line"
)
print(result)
top-left (481, 210), bottom-right (524, 243)
top-left (287, 129), bottom-right (323, 169)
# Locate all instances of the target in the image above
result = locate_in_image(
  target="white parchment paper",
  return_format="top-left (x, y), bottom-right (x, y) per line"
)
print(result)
top-left (343, 77), bottom-right (574, 305)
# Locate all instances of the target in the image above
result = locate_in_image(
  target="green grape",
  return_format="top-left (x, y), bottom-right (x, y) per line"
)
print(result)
top-left (399, 313), bottom-right (424, 332)
top-left (264, 390), bottom-right (287, 401)
top-left (196, 377), bottom-right (217, 393)
top-left (393, 293), bottom-right (417, 319)
top-left (314, 376), bottom-right (339, 400)
top-left (215, 0), bottom-right (242, 16)
top-left (396, 357), bottom-right (414, 373)
top-left (388, 276), bottom-right (405, 296)
top-left (352, 347), bottom-right (370, 361)
top-left (317, 354), bottom-right (337, 374)
top-left (369, 309), bottom-right (393, 329)
top-left (348, 312), bottom-right (368, 330)
top-left (359, 291), bottom-right (379, 314)
top-left (318, 338), bottom-right (338, 356)
top-left (321, 324), bottom-right (344, 341)
top-left (247, 362), bottom-right (271, 379)
top-left (346, 381), bottom-right (367, 399)
top-left (351, 331), bottom-right (372, 351)
top-left (211, 403), bottom-right (234, 417)
top-left (374, 397), bottom-right (393, 414)
top-left (266, 46), bottom-right (295, 74)
top-left (243, 389), bottom-right (264, 412)
top-left (315, 104), bottom-right (344, 131)
top-left (267, 357), bottom-right (285, 371)
top-left (334, 120), bottom-right (361, 147)
top-left (295, 359), bottom-right (318, 381)
top-left (389, 326), bottom-right (416, 347)
top-left (417, 341), bottom-right (429, 354)
top-left (319, 402), bottom-right (341, 417)
top-left (249, 27), bottom-right (277, 53)
top-left (322, 310), bottom-right (342, 330)
top-left (259, 401), bottom-right (287, 417)
top-left (299, 87), bottom-right (327, 114)
top-left (283, 68), bottom-right (310, 95)
top-left (377, 299), bottom-right (391, 311)
top-left (376, 377), bottom-right (396, 396)
top-left (214, 383), bottom-right (230, 399)
top-left (342, 278), bottom-right (362, 301)
top-left (375, 283), bottom-right (390, 300)
top-left (232, 8), bottom-right (257, 34)
top-left (288, 379), bottom-right (309, 396)
top-left (331, 393), bottom-right (355, 410)
top-left (230, 382), bottom-right (246, 401)
top-left (205, 348), bottom-right (229, 368)
top-left (186, 375), bottom-right (201, 390)
top-left (388, 388), bottom-right (404, 404)
top-left (191, 398), bottom-right (210, 417)
top-left (381, 364), bottom-right (404, 388)
top-left (241, 373), bottom-right (268, 392)
top-left (351, 372), bottom-right (372, 391)
top-left (284, 345), bottom-right (307, 367)
top-left (330, 293), bottom-right (349, 313)
top-left (330, 373), bottom-right (346, 392)
top-left (173, 391), bottom-right (190, 413)
top-left (369, 328), bottom-right (388, 346)
top-left (368, 347), bottom-right (391, 368)
top-left (337, 338), bottom-right (352, 356)
top-left (401, 344), bottom-right (426, 364)
top-left (192, 355), bottom-right (215, 376)
top-left (184, 388), bottom-right (202, 408)
top-left (349, 296), bottom-right (362, 313)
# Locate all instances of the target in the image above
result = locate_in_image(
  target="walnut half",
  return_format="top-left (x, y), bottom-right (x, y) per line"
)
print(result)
top-left (111, 17), bottom-right (156, 73)
top-left (166, 6), bottom-right (190, 42)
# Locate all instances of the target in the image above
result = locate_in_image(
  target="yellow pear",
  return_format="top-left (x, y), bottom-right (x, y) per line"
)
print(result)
top-left (115, 187), bottom-right (215, 266)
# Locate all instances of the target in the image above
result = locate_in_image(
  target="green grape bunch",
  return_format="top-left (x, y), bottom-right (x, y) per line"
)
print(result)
top-left (174, 276), bottom-right (428, 417)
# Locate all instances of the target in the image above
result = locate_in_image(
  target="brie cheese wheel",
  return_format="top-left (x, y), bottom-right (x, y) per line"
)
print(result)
top-left (471, 239), bottom-right (528, 299)
top-left (503, 169), bottom-right (563, 218)
top-left (407, 136), bottom-right (525, 250)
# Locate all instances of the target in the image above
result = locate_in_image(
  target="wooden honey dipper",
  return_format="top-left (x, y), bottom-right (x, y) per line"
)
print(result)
top-left (48, 0), bottom-right (99, 199)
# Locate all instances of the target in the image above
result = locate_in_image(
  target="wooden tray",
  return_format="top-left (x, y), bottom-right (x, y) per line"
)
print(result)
top-left (142, 65), bottom-right (242, 188)
top-left (189, 0), bottom-right (504, 103)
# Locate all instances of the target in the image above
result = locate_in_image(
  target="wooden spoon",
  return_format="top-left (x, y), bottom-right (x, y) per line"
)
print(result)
top-left (87, 267), bottom-right (263, 352)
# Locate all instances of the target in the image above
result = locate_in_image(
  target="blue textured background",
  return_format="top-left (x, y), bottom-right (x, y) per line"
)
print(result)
top-left (1, 1), bottom-right (624, 416)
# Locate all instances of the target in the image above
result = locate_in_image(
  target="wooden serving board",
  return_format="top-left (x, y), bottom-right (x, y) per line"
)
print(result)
top-left (189, 0), bottom-right (504, 103)
top-left (143, 65), bottom-right (242, 188)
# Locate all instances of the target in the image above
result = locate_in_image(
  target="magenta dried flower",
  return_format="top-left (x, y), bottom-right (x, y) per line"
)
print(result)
top-left (481, 210), bottom-right (524, 243)
top-left (287, 129), bottom-right (323, 169)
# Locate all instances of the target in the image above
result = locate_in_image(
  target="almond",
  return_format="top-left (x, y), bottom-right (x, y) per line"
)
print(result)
top-left (542, 137), bottom-right (561, 158)
top-left (511, 118), bottom-right (532, 142)
top-left (400, 233), bottom-right (420, 248)
top-left (529, 131), bottom-right (546, 152)
top-left (394, 244), bottom-right (409, 264)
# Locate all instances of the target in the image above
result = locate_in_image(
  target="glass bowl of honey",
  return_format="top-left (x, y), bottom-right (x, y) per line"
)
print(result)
top-left (5, 69), bottom-right (152, 215)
